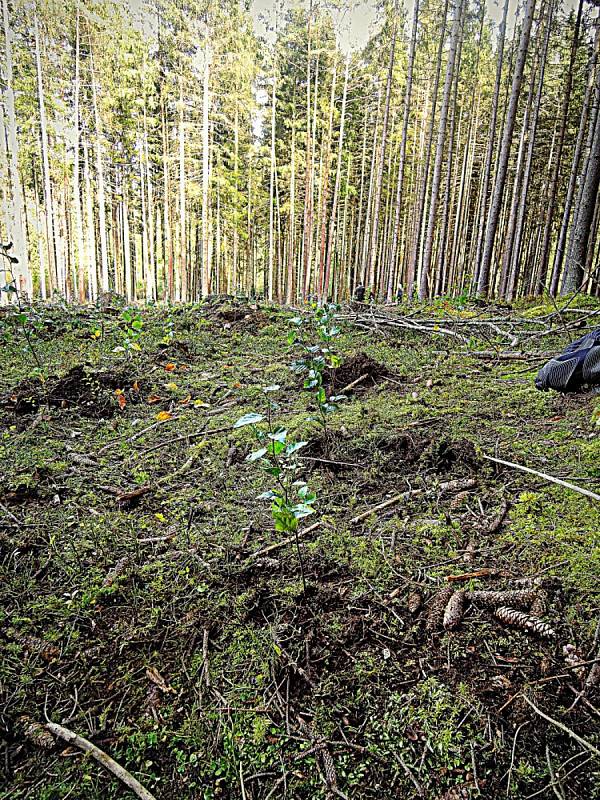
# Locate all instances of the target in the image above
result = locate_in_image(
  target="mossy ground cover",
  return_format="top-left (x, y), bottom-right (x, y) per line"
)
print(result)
top-left (0, 298), bottom-right (599, 799)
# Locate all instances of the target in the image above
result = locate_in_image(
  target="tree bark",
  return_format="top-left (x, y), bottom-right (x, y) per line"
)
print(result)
top-left (536, 0), bottom-right (583, 294)
top-left (477, 0), bottom-right (536, 297)
top-left (562, 44), bottom-right (600, 295)
top-left (419, 0), bottom-right (465, 299)
top-left (2, 0), bottom-right (30, 294)
top-left (387, 0), bottom-right (420, 301)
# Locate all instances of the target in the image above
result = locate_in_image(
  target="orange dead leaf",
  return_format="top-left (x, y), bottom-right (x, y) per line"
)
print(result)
top-left (117, 394), bottom-right (126, 410)
top-left (164, 363), bottom-right (176, 372)
top-left (179, 394), bottom-right (191, 405)
top-left (147, 394), bottom-right (163, 405)
top-left (132, 380), bottom-right (140, 392)
top-left (156, 410), bottom-right (173, 421)
top-left (232, 381), bottom-right (242, 389)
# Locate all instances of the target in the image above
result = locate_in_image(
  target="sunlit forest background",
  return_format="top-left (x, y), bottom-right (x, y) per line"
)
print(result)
top-left (1, 0), bottom-right (600, 304)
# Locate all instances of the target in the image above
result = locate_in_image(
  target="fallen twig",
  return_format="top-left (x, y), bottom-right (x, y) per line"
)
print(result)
top-left (349, 478), bottom-right (477, 525)
top-left (483, 455), bottom-right (600, 502)
top-left (46, 722), bottom-right (157, 800)
top-left (446, 569), bottom-right (499, 582)
top-left (336, 373), bottom-right (369, 395)
top-left (0, 500), bottom-right (21, 525)
top-left (522, 695), bottom-right (600, 758)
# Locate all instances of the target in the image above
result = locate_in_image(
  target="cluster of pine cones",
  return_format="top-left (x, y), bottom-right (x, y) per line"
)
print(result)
top-left (421, 584), bottom-right (556, 637)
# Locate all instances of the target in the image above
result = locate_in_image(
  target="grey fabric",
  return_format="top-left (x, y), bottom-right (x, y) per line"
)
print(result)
top-left (535, 327), bottom-right (600, 392)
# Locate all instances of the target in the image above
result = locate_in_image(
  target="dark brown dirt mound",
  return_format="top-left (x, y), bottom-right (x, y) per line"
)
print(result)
top-left (218, 308), bottom-right (270, 331)
top-left (3, 365), bottom-right (145, 417)
top-left (325, 352), bottom-right (390, 392)
top-left (423, 438), bottom-right (480, 473)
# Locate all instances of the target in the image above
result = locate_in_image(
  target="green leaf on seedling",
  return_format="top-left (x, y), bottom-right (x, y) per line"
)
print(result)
top-left (269, 440), bottom-right (286, 456)
top-left (264, 465), bottom-right (282, 477)
top-left (286, 441), bottom-right (308, 455)
top-left (292, 504), bottom-right (315, 519)
top-left (268, 429), bottom-right (287, 443)
top-left (247, 447), bottom-right (268, 462)
top-left (257, 490), bottom-right (276, 500)
top-left (234, 412), bottom-right (264, 428)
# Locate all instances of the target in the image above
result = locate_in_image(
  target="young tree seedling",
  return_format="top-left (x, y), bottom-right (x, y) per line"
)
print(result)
top-left (235, 386), bottom-right (316, 593)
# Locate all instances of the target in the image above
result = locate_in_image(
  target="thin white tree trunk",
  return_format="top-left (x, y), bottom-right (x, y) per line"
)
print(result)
top-left (202, 33), bottom-right (211, 296)
top-left (34, 11), bottom-right (57, 294)
top-left (2, 0), bottom-right (30, 294)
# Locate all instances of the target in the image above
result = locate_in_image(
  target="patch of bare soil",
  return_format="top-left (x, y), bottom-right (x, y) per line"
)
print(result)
top-left (325, 351), bottom-right (391, 392)
top-left (2, 365), bottom-right (145, 418)
top-left (217, 307), bottom-right (270, 331)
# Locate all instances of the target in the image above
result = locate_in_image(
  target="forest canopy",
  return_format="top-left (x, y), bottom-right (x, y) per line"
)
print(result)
top-left (1, 0), bottom-right (600, 304)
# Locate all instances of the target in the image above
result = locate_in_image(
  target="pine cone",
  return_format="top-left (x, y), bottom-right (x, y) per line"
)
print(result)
top-left (16, 635), bottom-right (60, 662)
top-left (426, 588), bottom-right (454, 631)
top-left (530, 591), bottom-right (548, 617)
top-left (18, 717), bottom-right (55, 750)
top-left (407, 591), bottom-right (423, 614)
top-left (321, 746), bottom-right (337, 788)
top-left (495, 606), bottom-right (555, 638)
top-left (469, 590), bottom-right (536, 609)
top-left (103, 557), bottom-right (129, 587)
top-left (443, 591), bottom-right (466, 630)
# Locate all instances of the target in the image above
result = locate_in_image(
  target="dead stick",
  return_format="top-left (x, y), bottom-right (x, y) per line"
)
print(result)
top-left (46, 722), bottom-right (157, 800)
top-left (521, 696), bottom-right (600, 758)
top-left (350, 478), bottom-right (476, 525)
top-left (336, 373), bottom-right (369, 395)
top-left (483, 455), bottom-right (600, 502)
top-left (446, 569), bottom-right (498, 582)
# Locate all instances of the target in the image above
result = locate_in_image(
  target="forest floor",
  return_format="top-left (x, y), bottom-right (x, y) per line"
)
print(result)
top-left (1, 296), bottom-right (599, 800)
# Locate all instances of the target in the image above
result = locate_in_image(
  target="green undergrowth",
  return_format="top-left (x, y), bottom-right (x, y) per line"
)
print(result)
top-left (1, 298), bottom-right (599, 799)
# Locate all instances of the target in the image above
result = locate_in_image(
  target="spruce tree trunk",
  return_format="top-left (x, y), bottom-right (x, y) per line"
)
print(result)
top-left (506, 0), bottom-right (552, 301)
top-left (201, 34), bottom-right (211, 296)
top-left (2, 0), bottom-right (30, 294)
top-left (268, 65), bottom-right (277, 302)
top-left (472, 0), bottom-right (509, 293)
top-left (367, 0), bottom-right (398, 294)
top-left (73, 9), bottom-right (86, 303)
top-left (536, 0), bottom-right (582, 294)
top-left (324, 56), bottom-right (349, 299)
top-left (550, 24), bottom-right (599, 295)
top-left (287, 109), bottom-right (296, 304)
top-left (407, 0), bottom-right (448, 297)
top-left (34, 12), bottom-right (57, 294)
top-left (419, 0), bottom-right (465, 300)
top-left (178, 78), bottom-right (186, 301)
top-left (317, 62), bottom-right (337, 300)
top-left (562, 55), bottom-right (600, 294)
top-left (386, 0), bottom-right (420, 301)
top-left (477, 0), bottom-right (536, 297)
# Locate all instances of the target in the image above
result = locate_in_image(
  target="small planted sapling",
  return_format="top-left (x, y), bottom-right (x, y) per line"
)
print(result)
top-left (235, 386), bottom-right (317, 592)
top-left (288, 303), bottom-right (346, 453)
top-left (0, 243), bottom-right (45, 379)
top-left (114, 307), bottom-right (144, 356)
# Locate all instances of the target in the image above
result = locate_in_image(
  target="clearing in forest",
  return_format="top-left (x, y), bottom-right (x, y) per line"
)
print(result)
top-left (1, 298), bottom-right (599, 799)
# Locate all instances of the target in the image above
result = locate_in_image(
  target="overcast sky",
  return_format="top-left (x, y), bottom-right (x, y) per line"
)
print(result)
top-left (250, 0), bottom-right (523, 53)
